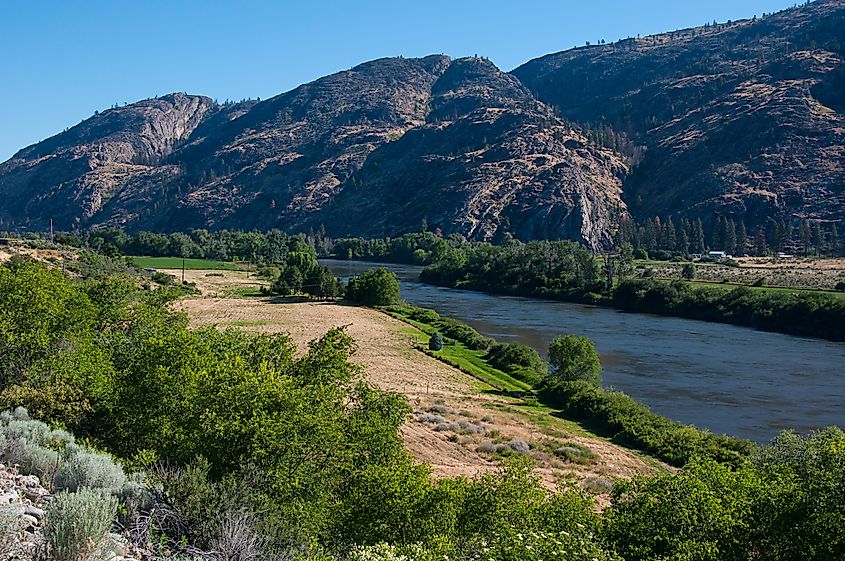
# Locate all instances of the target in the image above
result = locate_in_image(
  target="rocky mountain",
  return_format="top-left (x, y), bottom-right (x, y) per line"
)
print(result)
top-left (2, 0), bottom-right (844, 246)
top-left (0, 56), bottom-right (625, 250)
top-left (513, 0), bottom-right (845, 229)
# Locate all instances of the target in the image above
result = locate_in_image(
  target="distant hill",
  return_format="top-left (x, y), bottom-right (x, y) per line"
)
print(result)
top-left (2, 0), bottom-right (844, 248)
top-left (514, 0), bottom-right (845, 229)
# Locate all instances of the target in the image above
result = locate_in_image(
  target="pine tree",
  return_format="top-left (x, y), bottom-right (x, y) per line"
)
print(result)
top-left (663, 217), bottom-right (677, 252)
top-left (754, 227), bottom-right (768, 256)
top-left (783, 220), bottom-right (794, 251)
top-left (800, 220), bottom-right (812, 256)
top-left (711, 216), bottom-right (724, 250)
top-left (811, 221), bottom-right (823, 254)
top-left (643, 219), bottom-right (658, 251)
top-left (831, 223), bottom-right (841, 256)
top-left (724, 218), bottom-right (737, 255)
top-left (678, 220), bottom-right (690, 255)
top-left (694, 218), bottom-right (706, 253)
top-left (736, 222), bottom-right (748, 256)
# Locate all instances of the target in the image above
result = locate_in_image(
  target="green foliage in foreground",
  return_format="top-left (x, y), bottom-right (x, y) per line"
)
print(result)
top-left (1, 259), bottom-right (845, 560)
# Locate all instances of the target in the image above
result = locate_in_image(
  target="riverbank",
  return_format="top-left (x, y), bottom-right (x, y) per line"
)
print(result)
top-left (323, 259), bottom-right (845, 442)
top-left (420, 263), bottom-right (845, 342)
top-left (171, 269), bottom-right (662, 498)
top-left (383, 303), bottom-right (754, 467)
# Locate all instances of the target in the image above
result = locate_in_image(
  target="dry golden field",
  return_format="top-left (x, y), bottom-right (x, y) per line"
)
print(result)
top-left (167, 268), bottom-right (664, 503)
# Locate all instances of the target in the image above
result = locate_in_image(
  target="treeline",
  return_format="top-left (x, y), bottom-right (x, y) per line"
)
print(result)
top-left (420, 240), bottom-right (845, 341)
top-left (616, 215), bottom-right (843, 258)
top-left (330, 231), bottom-right (461, 265)
top-left (55, 227), bottom-right (313, 263)
top-left (613, 279), bottom-right (845, 341)
top-left (421, 240), bottom-right (606, 299)
top-left (2, 258), bottom-right (845, 559)
top-left (55, 227), bottom-right (469, 267)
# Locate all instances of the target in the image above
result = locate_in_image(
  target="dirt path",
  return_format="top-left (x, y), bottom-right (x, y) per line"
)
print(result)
top-left (173, 268), bottom-right (662, 502)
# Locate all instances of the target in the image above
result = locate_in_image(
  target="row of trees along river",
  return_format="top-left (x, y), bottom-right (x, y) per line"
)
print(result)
top-left (41, 227), bottom-right (845, 442)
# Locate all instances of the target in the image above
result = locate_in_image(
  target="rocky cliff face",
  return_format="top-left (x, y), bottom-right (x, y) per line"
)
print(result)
top-left (313, 58), bottom-right (626, 247)
top-left (0, 93), bottom-right (214, 227)
top-left (0, 56), bottom-right (626, 249)
top-left (513, 0), bottom-right (845, 229)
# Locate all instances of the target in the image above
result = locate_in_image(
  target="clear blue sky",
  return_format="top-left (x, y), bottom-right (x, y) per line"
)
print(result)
top-left (2, 0), bottom-right (797, 162)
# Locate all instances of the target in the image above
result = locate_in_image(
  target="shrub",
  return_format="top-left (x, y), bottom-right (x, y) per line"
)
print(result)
top-left (835, 281), bottom-right (845, 292)
top-left (0, 504), bottom-right (24, 557)
top-left (416, 414), bottom-right (444, 424)
top-left (539, 381), bottom-right (754, 467)
top-left (477, 442), bottom-right (498, 454)
top-left (431, 317), bottom-right (492, 350)
top-left (486, 343), bottom-right (547, 384)
top-left (507, 439), bottom-right (530, 454)
top-left (582, 477), bottom-right (614, 495)
top-left (3, 438), bottom-right (59, 483)
top-left (345, 268), bottom-right (401, 307)
top-left (152, 271), bottom-right (175, 285)
top-left (3, 418), bottom-right (51, 446)
top-left (682, 263), bottom-right (696, 280)
top-left (44, 489), bottom-right (118, 561)
top-left (428, 332), bottom-right (443, 351)
top-left (211, 510), bottom-right (269, 561)
top-left (547, 335), bottom-right (602, 386)
top-left (554, 443), bottom-right (596, 465)
top-left (53, 449), bottom-right (127, 493)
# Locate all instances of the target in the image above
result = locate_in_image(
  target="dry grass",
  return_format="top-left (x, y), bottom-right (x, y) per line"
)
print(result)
top-left (645, 257), bottom-right (845, 290)
top-left (174, 269), bottom-right (662, 503)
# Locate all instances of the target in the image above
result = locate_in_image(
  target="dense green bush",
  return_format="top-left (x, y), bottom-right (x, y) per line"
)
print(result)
top-left (53, 448), bottom-right (127, 493)
top-left (429, 332), bottom-right (444, 351)
top-left (346, 268), bottom-right (401, 307)
top-left (486, 343), bottom-right (547, 385)
top-left (547, 335), bottom-right (602, 386)
top-left (539, 381), bottom-right (754, 467)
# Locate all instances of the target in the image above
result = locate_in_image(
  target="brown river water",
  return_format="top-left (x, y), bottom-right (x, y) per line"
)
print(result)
top-left (323, 259), bottom-right (845, 443)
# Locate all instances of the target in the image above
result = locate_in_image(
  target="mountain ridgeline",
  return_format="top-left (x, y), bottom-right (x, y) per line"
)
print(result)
top-left (2, 0), bottom-right (844, 249)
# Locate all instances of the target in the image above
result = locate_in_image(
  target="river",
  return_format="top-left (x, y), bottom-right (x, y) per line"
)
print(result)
top-left (322, 259), bottom-right (845, 443)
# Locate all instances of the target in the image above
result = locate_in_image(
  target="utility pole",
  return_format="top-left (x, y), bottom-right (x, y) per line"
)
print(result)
top-left (49, 219), bottom-right (54, 243)
top-left (181, 258), bottom-right (185, 284)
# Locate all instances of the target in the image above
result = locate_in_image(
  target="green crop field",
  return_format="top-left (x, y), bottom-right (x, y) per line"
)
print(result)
top-left (129, 256), bottom-right (239, 271)
top-left (686, 280), bottom-right (845, 299)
